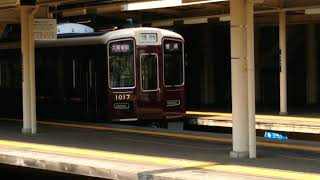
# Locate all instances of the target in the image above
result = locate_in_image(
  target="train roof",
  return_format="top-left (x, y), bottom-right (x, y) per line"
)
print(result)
top-left (0, 27), bottom-right (183, 49)
top-left (37, 27), bottom-right (184, 47)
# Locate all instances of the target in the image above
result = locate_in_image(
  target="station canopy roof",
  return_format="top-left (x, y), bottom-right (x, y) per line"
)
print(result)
top-left (1, 0), bottom-right (320, 27)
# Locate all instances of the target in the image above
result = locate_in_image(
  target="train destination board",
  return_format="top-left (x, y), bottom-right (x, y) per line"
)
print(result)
top-left (139, 33), bottom-right (157, 43)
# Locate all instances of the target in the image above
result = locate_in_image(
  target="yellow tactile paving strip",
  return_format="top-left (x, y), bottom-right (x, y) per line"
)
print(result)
top-left (187, 111), bottom-right (320, 123)
top-left (0, 140), bottom-right (319, 180)
top-left (2, 118), bottom-right (320, 152)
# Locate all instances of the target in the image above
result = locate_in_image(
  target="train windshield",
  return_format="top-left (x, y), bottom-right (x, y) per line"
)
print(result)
top-left (140, 54), bottom-right (159, 91)
top-left (163, 40), bottom-right (184, 86)
top-left (108, 40), bottom-right (135, 88)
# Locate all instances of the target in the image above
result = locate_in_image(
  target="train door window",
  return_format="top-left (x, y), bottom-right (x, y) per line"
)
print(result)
top-left (89, 59), bottom-right (93, 88)
top-left (163, 39), bottom-right (184, 86)
top-left (140, 53), bottom-right (159, 91)
top-left (72, 58), bottom-right (84, 89)
top-left (108, 39), bottom-right (135, 89)
top-left (72, 59), bottom-right (76, 88)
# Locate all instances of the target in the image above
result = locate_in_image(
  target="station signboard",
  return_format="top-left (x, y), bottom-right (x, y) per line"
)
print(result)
top-left (33, 19), bottom-right (57, 40)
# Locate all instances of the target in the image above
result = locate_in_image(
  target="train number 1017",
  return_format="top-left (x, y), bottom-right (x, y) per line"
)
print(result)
top-left (115, 94), bottom-right (131, 101)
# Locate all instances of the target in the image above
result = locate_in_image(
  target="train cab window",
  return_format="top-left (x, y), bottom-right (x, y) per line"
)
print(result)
top-left (108, 40), bottom-right (135, 89)
top-left (163, 40), bottom-right (184, 86)
top-left (140, 54), bottom-right (158, 91)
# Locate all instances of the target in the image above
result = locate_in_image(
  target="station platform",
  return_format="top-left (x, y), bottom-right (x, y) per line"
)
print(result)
top-left (187, 111), bottom-right (320, 134)
top-left (0, 118), bottom-right (319, 179)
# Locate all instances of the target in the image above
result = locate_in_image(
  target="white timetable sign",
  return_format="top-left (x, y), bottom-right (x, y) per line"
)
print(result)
top-left (33, 19), bottom-right (57, 40)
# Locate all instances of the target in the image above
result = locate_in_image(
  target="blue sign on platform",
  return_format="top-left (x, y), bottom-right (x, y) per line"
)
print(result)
top-left (264, 131), bottom-right (288, 140)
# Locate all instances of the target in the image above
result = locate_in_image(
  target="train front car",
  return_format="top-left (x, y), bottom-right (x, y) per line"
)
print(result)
top-left (106, 28), bottom-right (185, 122)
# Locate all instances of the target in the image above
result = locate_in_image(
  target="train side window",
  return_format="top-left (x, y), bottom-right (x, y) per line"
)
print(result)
top-left (140, 54), bottom-right (159, 91)
top-left (163, 39), bottom-right (184, 86)
top-left (108, 40), bottom-right (135, 89)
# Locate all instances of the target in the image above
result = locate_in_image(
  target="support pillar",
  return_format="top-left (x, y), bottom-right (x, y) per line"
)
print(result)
top-left (306, 24), bottom-right (318, 105)
top-left (246, 0), bottom-right (256, 158)
top-left (230, 0), bottom-right (249, 158)
top-left (20, 5), bottom-right (37, 134)
top-left (279, 11), bottom-right (287, 115)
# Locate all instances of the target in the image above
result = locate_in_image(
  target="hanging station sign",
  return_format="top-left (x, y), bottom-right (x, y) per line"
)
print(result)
top-left (33, 19), bottom-right (57, 40)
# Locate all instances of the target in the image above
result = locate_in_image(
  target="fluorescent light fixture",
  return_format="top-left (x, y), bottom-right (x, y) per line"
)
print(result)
top-left (122, 0), bottom-right (228, 11)
top-left (305, 8), bottom-right (320, 15)
top-left (184, 18), bottom-right (208, 24)
top-left (219, 15), bottom-right (230, 22)
top-left (123, 0), bottom-right (182, 11)
top-left (152, 20), bottom-right (174, 27)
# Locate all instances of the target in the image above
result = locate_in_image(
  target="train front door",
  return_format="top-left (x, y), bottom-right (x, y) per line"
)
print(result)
top-left (137, 50), bottom-right (163, 119)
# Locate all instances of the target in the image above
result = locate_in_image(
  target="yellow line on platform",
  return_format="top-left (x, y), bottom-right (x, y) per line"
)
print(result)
top-left (38, 120), bottom-right (232, 143)
top-left (39, 121), bottom-right (320, 153)
top-left (2, 118), bottom-right (320, 152)
top-left (187, 111), bottom-right (320, 123)
top-left (0, 139), bottom-right (319, 180)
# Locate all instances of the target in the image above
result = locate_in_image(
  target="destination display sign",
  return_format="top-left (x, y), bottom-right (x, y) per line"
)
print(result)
top-left (139, 33), bottom-right (157, 43)
top-left (111, 43), bottom-right (131, 53)
top-left (165, 42), bottom-right (181, 51)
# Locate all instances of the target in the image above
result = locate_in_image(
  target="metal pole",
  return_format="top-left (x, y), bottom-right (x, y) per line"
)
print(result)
top-left (230, 0), bottom-right (249, 158)
top-left (279, 11), bottom-right (287, 115)
top-left (246, 0), bottom-right (256, 158)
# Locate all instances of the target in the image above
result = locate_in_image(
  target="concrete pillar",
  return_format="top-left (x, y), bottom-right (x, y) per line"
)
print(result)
top-left (306, 24), bottom-right (318, 105)
top-left (246, 0), bottom-right (256, 158)
top-left (230, 0), bottom-right (249, 158)
top-left (20, 6), bottom-right (37, 134)
top-left (279, 12), bottom-right (287, 115)
top-left (201, 28), bottom-right (215, 105)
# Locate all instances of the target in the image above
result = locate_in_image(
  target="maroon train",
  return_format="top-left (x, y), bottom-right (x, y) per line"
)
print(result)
top-left (0, 27), bottom-right (186, 122)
